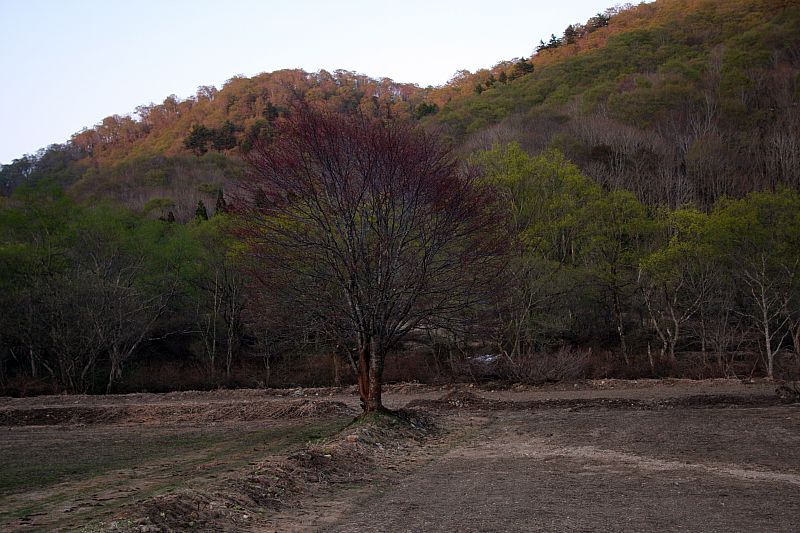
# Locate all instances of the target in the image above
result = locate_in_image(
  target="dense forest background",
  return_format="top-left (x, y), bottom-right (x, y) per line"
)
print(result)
top-left (1, 0), bottom-right (799, 395)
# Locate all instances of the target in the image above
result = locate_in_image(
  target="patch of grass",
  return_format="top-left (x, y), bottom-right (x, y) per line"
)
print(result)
top-left (353, 408), bottom-right (433, 427)
top-left (0, 418), bottom-right (352, 530)
top-left (0, 418), bottom-right (350, 497)
top-left (0, 430), bottom-right (215, 495)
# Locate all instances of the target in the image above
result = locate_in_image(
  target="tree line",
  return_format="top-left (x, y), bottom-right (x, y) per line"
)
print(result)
top-left (475, 143), bottom-right (800, 381)
top-left (1, 113), bottom-right (798, 400)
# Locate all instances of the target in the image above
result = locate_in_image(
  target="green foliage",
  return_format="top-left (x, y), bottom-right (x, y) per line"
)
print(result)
top-left (197, 182), bottom-right (221, 195)
top-left (705, 187), bottom-right (800, 266)
top-left (0, 186), bottom-right (76, 291)
top-left (509, 59), bottom-right (534, 81)
top-left (211, 121), bottom-right (240, 151)
top-left (640, 207), bottom-right (711, 279)
top-left (473, 143), bottom-right (600, 260)
top-left (214, 189), bottom-right (227, 214)
top-left (588, 12), bottom-right (611, 30)
top-left (580, 190), bottom-right (656, 271)
top-left (0, 186), bottom-right (201, 391)
top-left (437, 0), bottom-right (800, 138)
top-left (195, 199), bottom-right (209, 221)
top-left (185, 125), bottom-right (214, 155)
top-left (413, 102), bottom-right (438, 119)
top-left (472, 143), bottom-right (657, 351)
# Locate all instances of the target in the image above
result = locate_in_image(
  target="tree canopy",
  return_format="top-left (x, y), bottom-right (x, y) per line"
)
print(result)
top-left (237, 105), bottom-right (508, 411)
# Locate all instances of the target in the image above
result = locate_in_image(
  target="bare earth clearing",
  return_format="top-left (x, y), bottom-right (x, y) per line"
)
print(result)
top-left (0, 379), bottom-right (797, 532)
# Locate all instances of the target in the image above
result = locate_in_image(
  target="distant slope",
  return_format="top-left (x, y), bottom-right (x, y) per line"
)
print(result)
top-left (430, 0), bottom-right (800, 207)
top-left (434, 0), bottom-right (799, 133)
top-left (0, 70), bottom-right (431, 218)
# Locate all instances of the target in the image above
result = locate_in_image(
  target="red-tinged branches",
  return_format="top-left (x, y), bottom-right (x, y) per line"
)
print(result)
top-left (236, 105), bottom-right (508, 412)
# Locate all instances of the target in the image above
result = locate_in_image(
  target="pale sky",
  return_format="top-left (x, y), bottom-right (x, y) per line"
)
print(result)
top-left (0, 0), bottom-right (613, 164)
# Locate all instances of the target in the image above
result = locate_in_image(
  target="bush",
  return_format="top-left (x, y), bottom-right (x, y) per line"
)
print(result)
top-left (498, 347), bottom-right (591, 384)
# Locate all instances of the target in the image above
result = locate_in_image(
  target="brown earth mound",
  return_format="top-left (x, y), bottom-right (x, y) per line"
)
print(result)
top-left (118, 410), bottom-right (436, 532)
top-left (0, 399), bottom-right (353, 426)
top-left (408, 391), bottom-right (782, 412)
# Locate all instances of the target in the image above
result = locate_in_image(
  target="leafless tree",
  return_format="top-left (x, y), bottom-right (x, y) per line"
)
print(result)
top-left (194, 259), bottom-right (245, 381)
top-left (739, 255), bottom-right (797, 379)
top-left (237, 105), bottom-right (507, 412)
top-left (637, 263), bottom-right (713, 367)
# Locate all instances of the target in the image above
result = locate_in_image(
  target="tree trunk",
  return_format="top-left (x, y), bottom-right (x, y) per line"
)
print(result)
top-left (366, 341), bottom-right (385, 413)
top-left (29, 347), bottom-right (37, 378)
top-left (263, 351), bottom-right (271, 388)
top-left (761, 287), bottom-right (774, 380)
top-left (106, 362), bottom-right (125, 393)
top-left (106, 346), bottom-right (123, 394)
top-left (357, 338), bottom-right (371, 411)
top-left (332, 346), bottom-right (343, 387)
top-left (699, 310), bottom-right (707, 356)
top-left (356, 336), bottom-right (385, 413)
top-left (792, 322), bottom-right (800, 368)
top-left (613, 290), bottom-right (629, 365)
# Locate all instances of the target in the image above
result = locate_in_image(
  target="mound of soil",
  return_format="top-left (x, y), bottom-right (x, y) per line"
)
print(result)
top-left (408, 390), bottom-right (782, 413)
top-left (115, 410), bottom-right (437, 532)
top-left (0, 399), bottom-right (354, 427)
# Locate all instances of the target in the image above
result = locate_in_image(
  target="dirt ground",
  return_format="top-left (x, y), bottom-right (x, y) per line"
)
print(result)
top-left (0, 379), bottom-right (797, 532)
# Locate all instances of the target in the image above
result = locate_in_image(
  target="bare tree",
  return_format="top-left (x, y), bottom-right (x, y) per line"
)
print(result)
top-left (739, 254), bottom-right (796, 379)
top-left (638, 263), bottom-right (712, 367)
top-left (193, 260), bottom-right (245, 381)
top-left (71, 221), bottom-right (178, 392)
top-left (237, 105), bottom-right (506, 413)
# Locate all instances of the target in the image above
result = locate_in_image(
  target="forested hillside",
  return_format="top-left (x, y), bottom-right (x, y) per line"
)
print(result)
top-left (1, 0), bottom-right (799, 396)
top-left (432, 0), bottom-right (800, 207)
top-left (4, 1), bottom-right (799, 213)
top-left (0, 70), bottom-right (431, 219)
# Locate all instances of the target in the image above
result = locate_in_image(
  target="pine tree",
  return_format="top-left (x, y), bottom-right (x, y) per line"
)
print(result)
top-left (215, 189), bottom-right (227, 214)
top-left (510, 58), bottom-right (534, 80)
top-left (563, 24), bottom-right (578, 44)
top-left (195, 200), bottom-right (209, 221)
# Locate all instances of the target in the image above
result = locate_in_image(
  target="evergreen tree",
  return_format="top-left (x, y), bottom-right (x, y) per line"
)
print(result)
top-left (214, 189), bottom-right (227, 214)
top-left (563, 24), bottom-right (578, 44)
top-left (185, 125), bottom-right (213, 155)
top-left (510, 58), bottom-right (534, 80)
top-left (211, 121), bottom-right (239, 151)
top-left (263, 101), bottom-right (280, 121)
top-left (536, 39), bottom-right (547, 53)
top-left (195, 200), bottom-right (209, 221)
top-left (588, 12), bottom-right (611, 31)
top-left (413, 102), bottom-right (439, 120)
